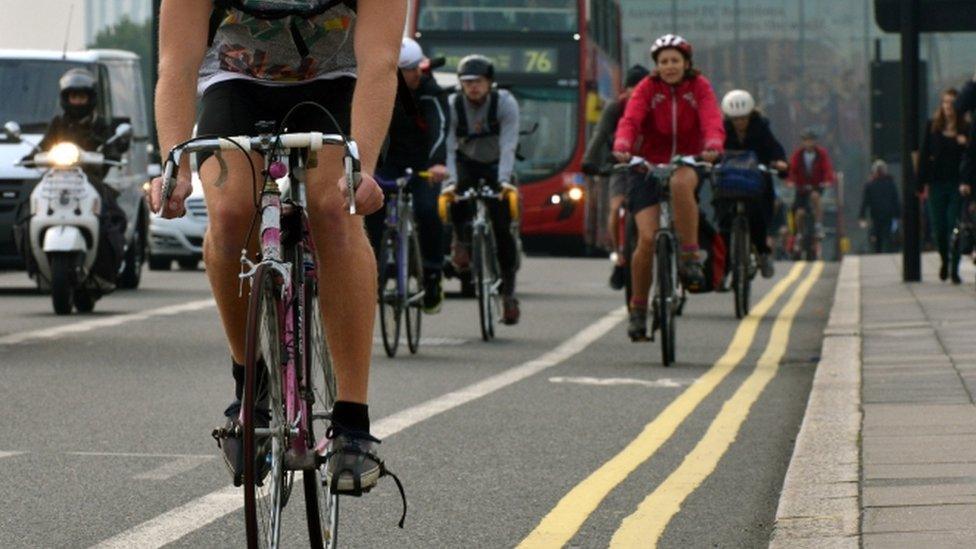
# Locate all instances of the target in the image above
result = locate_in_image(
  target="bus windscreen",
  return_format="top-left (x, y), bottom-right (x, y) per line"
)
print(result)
top-left (512, 86), bottom-right (578, 182)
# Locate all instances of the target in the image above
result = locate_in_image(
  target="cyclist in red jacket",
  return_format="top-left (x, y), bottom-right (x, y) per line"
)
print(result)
top-left (612, 34), bottom-right (725, 341)
top-left (787, 128), bottom-right (836, 239)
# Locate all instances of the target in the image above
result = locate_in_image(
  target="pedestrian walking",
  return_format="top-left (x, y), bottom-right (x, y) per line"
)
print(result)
top-left (919, 88), bottom-right (969, 283)
top-left (859, 159), bottom-right (901, 253)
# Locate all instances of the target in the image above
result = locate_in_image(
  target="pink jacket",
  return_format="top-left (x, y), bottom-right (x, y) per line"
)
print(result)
top-left (613, 74), bottom-right (725, 164)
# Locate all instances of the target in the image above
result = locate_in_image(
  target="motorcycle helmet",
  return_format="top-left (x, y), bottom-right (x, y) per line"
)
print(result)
top-left (59, 68), bottom-right (98, 120)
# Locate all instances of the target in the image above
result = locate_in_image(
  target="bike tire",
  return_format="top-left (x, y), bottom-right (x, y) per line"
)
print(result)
top-left (301, 277), bottom-right (339, 549)
top-left (473, 229), bottom-right (493, 341)
top-left (622, 211), bottom-right (636, 307)
top-left (655, 235), bottom-right (675, 366)
top-left (732, 217), bottom-right (751, 319)
top-left (243, 264), bottom-right (288, 549)
top-left (405, 229), bottom-right (423, 354)
top-left (377, 231), bottom-right (401, 358)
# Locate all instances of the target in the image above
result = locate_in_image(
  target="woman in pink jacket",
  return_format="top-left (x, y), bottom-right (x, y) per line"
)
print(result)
top-left (613, 34), bottom-right (725, 341)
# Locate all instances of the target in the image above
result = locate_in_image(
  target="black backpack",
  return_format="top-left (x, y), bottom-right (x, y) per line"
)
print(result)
top-left (208, 0), bottom-right (357, 55)
top-left (454, 90), bottom-right (501, 141)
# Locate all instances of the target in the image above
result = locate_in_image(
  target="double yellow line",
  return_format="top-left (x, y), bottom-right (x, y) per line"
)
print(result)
top-left (519, 262), bottom-right (823, 548)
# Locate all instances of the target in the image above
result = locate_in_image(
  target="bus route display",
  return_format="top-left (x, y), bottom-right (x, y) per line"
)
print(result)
top-left (430, 46), bottom-right (560, 75)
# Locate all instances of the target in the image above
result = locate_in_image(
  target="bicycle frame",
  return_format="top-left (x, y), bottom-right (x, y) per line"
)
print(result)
top-left (382, 175), bottom-right (424, 308)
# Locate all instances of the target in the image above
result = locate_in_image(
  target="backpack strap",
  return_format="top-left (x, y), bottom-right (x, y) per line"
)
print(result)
top-left (453, 94), bottom-right (469, 138)
top-left (454, 90), bottom-right (501, 139)
top-left (487, 90), bottom-right (500, 136)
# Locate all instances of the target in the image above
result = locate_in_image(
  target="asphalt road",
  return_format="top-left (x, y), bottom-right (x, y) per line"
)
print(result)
top-left (0, 256), bottom-right (835, 548)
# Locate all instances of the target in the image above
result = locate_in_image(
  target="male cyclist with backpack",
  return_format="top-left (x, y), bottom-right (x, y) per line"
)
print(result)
top-left (150, 0), bottom-right (402, 495)
top-left (443, 54), bottom-right (522, 325)
top-left (612, 34), bottom-right (725, 341)
top-left (581, 64), bottom-right (650, 290)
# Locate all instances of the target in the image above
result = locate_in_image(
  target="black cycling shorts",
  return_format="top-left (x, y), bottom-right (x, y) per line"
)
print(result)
top-left (196, 78), bottom-right (355, 162)
top-left (610, 170), bottom-right (640, 198)
top-left (627, 166), bottom-right (709, 214)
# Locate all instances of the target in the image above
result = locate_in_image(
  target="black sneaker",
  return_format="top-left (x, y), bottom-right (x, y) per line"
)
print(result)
top-left (502, 296), bottom-right (521, 325)
top-left (679, 253), bottom-right (707, 293)
top-left (423, 274), bottom-right (444, 314)
top-left (214, 400), bottom-right (271, 486)
top-left (325, 427), bottom-right (383, 495)
top-left (609, 264), bottom-right (626, 290)
top-left (759, 253), bottom-right (775, 279)
top-left (628, 309), bottom-right (648, 341)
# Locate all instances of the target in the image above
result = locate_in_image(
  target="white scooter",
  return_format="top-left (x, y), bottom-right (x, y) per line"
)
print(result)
top-left (6, 121), bottom-right (131, 315)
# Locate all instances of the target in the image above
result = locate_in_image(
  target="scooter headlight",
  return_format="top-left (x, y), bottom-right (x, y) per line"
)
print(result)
top-left (49, 142), bottom-right (81, 166)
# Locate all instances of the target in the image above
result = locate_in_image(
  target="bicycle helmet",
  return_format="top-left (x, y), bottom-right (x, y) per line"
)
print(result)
top-left (801, 127), bottom-right (819, 140)
top-left (59, 68), bottom-right (97, 120)
top-left (650, 34), bottom-right (693, 63)
top-left (721, 89), bottom-right (755, 118)
top-left (457, 54), bottom-right (495, 81)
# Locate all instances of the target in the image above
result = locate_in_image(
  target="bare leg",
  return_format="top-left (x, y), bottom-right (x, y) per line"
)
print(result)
top-left (630, 205), bottom-right (660, 305)
top-left (670, 166), bottom-right (700, 248)
top-left (199, 153), bottom-right (264, 365)
top-left (306, 148), bottom-right (375, 405)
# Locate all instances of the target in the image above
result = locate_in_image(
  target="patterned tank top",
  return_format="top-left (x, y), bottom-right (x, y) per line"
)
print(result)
top-left (198, 0), bottom-right (357, 94)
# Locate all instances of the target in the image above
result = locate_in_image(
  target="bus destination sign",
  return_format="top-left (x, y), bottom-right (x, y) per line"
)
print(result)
top-left (431, 46), bottom-right (561, 75)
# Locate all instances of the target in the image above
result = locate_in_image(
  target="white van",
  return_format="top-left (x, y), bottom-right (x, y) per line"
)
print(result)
top-left (0, 49), bottom-right (150, 287)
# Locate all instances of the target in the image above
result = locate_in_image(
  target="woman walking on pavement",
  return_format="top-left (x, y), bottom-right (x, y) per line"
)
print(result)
top-left (919, 88), bottom-right (969, 283)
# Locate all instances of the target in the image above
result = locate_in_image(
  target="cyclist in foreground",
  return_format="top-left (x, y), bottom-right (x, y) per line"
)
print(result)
top-left (718, 89), bottom-right (789, 279)
top-left (612, 34), bottom-right (725, 340)
top-left (366, 37), bottom-right (450, 313)
top-left (581, 64), bottom-right (650, 289)
top-left (787, 128), bottom-right (836, 244)
top-left (444, 55), bottom-right (522, 325)
top-left (150, 0), bottom-right (403, 495)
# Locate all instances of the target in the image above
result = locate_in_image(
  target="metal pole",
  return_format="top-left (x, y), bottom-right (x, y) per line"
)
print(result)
top-left (901, 0), bottom-right (921, 281)
top-left (150, 0), bottom-right (161, 157)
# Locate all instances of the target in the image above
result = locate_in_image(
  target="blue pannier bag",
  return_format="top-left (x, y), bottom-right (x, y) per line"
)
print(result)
top-left (715, 150), bottom-right (765, 199)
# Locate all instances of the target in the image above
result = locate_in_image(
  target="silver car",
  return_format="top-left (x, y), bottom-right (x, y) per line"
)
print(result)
top-left (148, 175), bottom-right (206, 270)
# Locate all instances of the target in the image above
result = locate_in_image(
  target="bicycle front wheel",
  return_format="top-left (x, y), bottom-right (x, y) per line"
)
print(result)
top-left (655, 235), bottom-right (676, 366)
top-left (301, 278), bottom-right (339, 549)
top-left (473, 229), bottom-right (494, 341)
top-left (378, 231), bottom-right (402, 358)
top-left (405, 228), bottom-right (423, 354)
top-left (243, 264), bottom-right (289, 548)
top-left (732, 216), bottom-right (751, 319)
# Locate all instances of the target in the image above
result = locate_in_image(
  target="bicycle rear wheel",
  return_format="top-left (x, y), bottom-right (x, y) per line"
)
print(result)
top-left (732, 216), bottom-right (751, 319)
top-left (301, 278), bottom-right (339, 549)
top-left (655, 234), bottom-right (675, 366)
top-left (473, 228), bottom-right (494, 341)
top-left (243, 264), bottom-right (288, 549)
top-left (405, 229), bottom-right (423, 354)
top-left (378, 230), bottom-right (401, 357)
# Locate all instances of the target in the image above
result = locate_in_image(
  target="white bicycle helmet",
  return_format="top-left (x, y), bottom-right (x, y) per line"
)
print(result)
top-left (721, 89), bottom-right (755, 118)
top-left (650, 34), bottom-right (693, 62)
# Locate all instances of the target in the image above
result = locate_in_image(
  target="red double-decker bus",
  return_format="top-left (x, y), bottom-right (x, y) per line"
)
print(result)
top-left (409, 0), bottom-right (622, 254)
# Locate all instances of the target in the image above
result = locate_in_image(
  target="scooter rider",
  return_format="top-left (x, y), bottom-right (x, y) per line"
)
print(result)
top-left (26, 68), bottom-right (128, 284)
top-left (444, 54), bottom-right (522, 325)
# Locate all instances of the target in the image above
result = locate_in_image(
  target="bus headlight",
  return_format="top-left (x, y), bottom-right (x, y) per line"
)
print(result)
top-left (567, 186), bottom-right (584, 201)
top-left (49, 142), bottom-right (81, 166)
top-left (550, 194), bottom-right (562, 205)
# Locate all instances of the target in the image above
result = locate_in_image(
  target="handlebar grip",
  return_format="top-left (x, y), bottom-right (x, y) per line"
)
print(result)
top-left (161, 159), bottom-right (177, 204)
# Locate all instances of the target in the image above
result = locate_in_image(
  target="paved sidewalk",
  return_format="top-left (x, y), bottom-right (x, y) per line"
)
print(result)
top-left (860, 253), bottom-right (976, 547)
top-left (773, 253), bottom-right (976, 548)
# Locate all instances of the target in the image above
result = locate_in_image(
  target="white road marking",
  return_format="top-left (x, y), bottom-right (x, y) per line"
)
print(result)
top-left (0, 299), bottom-right (216, 345)
top-left (89, 306), bottom-right (627, 548)
top-left (372, 336), bottom-right (468, 346)
top-left (67, 451), bottom-right (214, 459)
top-left (0, 451), bottom-right (24, 459)
top-left (133, 457), bottom-right (215, 481)
top-left (548, 376), bottom-right (692, 388)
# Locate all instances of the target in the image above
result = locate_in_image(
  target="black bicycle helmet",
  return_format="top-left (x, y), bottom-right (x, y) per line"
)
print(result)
top-left (59, 68), bottom-right (97, 120)
top-left (457, 54), bottom-right (495, 81)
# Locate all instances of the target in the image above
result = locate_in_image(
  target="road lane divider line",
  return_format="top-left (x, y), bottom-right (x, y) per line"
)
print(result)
top-left (0, 299), bottom-right (216, 346)
top-left (0, 451), bottom-right (24, 459)
top-left (610, 262), bottom-right (824, 547)
top-left (517, 262), bottom-right (807, 549)
top-left (90, 306), bottom-right (628, 548)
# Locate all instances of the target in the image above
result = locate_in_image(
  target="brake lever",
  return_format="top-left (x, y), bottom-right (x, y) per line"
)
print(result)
top-left (343, 141), bottom-right (362, 215)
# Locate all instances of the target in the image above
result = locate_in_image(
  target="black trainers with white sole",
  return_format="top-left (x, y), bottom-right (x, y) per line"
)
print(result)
top-left (323, 426), bottom-right (408, 527)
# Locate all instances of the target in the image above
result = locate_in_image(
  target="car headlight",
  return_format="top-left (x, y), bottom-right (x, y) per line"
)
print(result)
top-left (49, 142), bottom-right (81, 166)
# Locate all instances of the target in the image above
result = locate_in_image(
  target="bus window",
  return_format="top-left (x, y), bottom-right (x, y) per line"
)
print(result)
top-left (512, 87), bottom-right (578, 182)
top-left (417, 0), bottom-right (578, 33)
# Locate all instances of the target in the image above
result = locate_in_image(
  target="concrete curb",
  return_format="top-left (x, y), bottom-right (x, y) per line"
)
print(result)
top-left (770, 257), bottom-right (861, 548)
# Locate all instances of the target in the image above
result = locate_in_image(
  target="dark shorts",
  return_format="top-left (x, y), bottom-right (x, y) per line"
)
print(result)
top-left (793, 185), bottom-right (822, 212)
top-left (627, 165), bottom-right (709, 214)
top-left (197, 78), bottom-right (355, 157)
